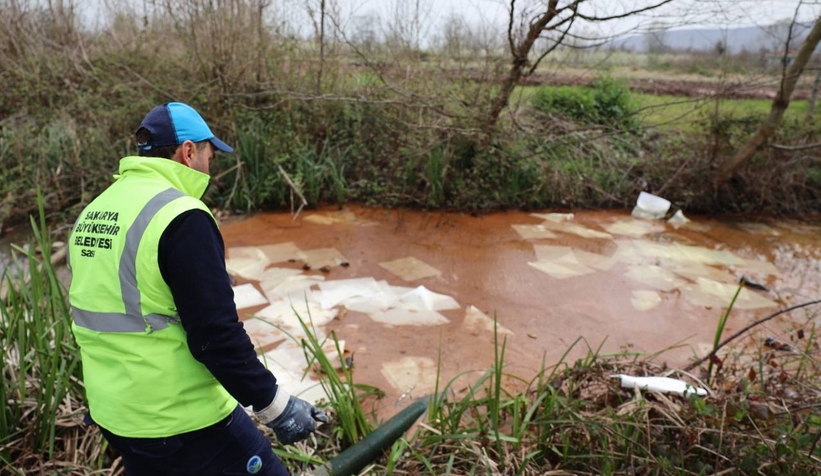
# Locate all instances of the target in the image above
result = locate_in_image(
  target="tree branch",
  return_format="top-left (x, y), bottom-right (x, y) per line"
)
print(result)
top-left (684, 299), bottom-right (821, 372)
top-left (527, 14), bottom-right (576, 76)
top-left (576, 0), bottom-right (676, 22)
top-left (507, 0), bottom-right (516, 56)
top-left (767, 141), bottom-right (821, 151)
top-left (715, 14), bottom-right (821, 185)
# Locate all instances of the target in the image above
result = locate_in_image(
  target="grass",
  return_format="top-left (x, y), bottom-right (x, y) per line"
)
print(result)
top-left (284, 303), bottom-right (821, 475)
top-left (516, 84), bottom-right (813, 133)
top-left (385, 330), bottom-right (821, 475)
top-left (636, 94), bottom-right (812, 132)
top-left (0, 199), bottom-right (100, 474)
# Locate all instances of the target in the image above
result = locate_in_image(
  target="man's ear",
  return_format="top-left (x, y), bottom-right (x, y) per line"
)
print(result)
top-left (174, 140), bottom-right (196, 167)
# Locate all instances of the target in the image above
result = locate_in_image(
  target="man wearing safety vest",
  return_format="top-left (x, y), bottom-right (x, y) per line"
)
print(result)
top-left (68, 102), bottom-right (327, 475)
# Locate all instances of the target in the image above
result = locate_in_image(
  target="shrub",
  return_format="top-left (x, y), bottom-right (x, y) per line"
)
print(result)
top-left (591, 76), bottom-right (640, 131)
top-left (531, 76), bottom-right (640, 131)
top-left (531, 85), bottom-right (597, 123)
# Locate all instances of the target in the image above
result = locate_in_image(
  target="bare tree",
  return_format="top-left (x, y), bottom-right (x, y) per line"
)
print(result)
top-left (715, 12), bottom-right (821, 186)
top-left (350, 13), bottom-right (379, 54)
top-left (384, 0), bottom-right (432, 54)
top-left (305, 0), bottom-right (332, 94)
top-left (145, 0), bottom-right (275, 98)
top-left (645, 21), bottom-right (670, 54)
top-left (806, 68), bottom-right (821, 119)
top-left (484, 0), bottom-right (676, 134)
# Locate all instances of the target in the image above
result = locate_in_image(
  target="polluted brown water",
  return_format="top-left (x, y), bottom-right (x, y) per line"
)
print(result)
top-left (219, 206), bottom-right (821, 416)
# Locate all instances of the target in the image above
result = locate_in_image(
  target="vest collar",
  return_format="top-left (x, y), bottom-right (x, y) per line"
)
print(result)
top-left (116, 156), bottom-right (210, 199)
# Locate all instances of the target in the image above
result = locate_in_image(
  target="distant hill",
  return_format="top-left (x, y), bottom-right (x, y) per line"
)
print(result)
top-left (611, 22), bottom-right (817, 54)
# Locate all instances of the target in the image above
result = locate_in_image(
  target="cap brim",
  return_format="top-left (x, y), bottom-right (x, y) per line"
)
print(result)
top-left (210, 136), bottom-right (234, 153)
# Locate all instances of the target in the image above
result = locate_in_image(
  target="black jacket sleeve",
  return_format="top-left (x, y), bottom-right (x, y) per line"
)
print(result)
top-left (158, 209), bottom-right (277, 412)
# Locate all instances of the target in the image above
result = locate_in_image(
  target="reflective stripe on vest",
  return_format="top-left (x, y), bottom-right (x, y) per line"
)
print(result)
top-left (72, 188), bottom-right (184, 333)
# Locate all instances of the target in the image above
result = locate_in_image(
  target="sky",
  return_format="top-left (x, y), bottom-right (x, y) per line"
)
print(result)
top-left (276, 0), bottom-right (821, 48)
top-left (82, 0), bottom-right (821, 44)
top-left (320, 0), bottom-right (820, 32)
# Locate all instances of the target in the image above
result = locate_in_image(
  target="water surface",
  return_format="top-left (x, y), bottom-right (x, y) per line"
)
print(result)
top-left (220, 206), bottom-right (821, 413)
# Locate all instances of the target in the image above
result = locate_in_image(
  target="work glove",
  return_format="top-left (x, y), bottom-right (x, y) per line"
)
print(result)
top-left (256, 387), bottom-right (329, 445)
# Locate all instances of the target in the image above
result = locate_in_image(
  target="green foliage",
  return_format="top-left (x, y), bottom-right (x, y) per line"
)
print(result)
top-left (531, 85), bottom-right (598, 122)
top-left (590, 76), bottom-right (641, 131)
top-left (2, 0), bottom-right (821, 225)
top-left (530, 76), bottom-right (640, 131)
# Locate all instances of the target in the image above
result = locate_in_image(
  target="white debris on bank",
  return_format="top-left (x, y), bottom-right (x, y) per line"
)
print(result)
top-left (612, 374), bottom-right (708, 397)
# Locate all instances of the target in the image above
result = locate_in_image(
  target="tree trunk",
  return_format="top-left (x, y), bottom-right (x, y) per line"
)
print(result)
top-left (485, 0), bottom-right (559, 134)
top-left (714, 16), bottom-right (821, 186)
top-left (806, 69), bottom-right (821, 120)
top-left (316, 0), bottom-right (326, 96)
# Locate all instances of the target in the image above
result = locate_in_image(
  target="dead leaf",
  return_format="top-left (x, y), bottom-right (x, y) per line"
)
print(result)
top-left (748, 402), bottom-right (771, 421)
top-left (709, 354), bottom-right (723, 370)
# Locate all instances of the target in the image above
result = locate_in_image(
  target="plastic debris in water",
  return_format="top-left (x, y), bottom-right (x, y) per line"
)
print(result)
top-left (667, 210), bottom-right (690, 227)
top-left (612, 374), bottom-right (707, 397)
top-left (631, 192), bottom-right (671, 220)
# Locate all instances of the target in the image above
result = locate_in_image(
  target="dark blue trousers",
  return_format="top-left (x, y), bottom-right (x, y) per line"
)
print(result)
top-left (92, 405), bottom-right (289, 476)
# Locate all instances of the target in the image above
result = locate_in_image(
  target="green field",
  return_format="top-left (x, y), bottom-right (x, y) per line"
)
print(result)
top-left (515, 84), bottom-right (813, 132)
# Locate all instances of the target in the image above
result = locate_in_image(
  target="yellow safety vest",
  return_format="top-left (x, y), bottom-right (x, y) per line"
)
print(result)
top-left (68, 156), bottom-right (236, 437)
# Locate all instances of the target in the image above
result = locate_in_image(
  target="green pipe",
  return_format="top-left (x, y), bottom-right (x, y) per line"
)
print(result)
top-left (310, 397), bottom-right (431, 476)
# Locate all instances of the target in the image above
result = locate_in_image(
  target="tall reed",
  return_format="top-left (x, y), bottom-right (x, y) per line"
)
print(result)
top-left (0, 200), bottom-right (88, 472)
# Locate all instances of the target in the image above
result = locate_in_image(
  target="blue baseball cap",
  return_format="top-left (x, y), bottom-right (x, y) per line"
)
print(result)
top-left (136, 102), bottom-right (233, 153)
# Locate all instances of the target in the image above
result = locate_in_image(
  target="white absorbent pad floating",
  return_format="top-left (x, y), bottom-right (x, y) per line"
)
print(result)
top-left (379, 257), bottom-right (442, 281)
top-left (233, 283), bottom-right (269, 310)
top-left (463, 305), bottom-right (513, 335)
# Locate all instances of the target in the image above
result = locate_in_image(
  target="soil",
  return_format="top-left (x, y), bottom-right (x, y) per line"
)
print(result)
top-left (511, 70), bottom-right (812, 100)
